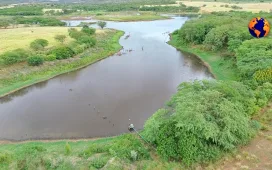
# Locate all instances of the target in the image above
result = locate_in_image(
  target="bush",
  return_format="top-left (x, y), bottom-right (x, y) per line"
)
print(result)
top-left (109, 134), bottom-right (150, 161)
top-left (71, 45), bottom-right (85, 55)
top-left (65, 142), bottom-right (72, 155)
top-left (0, 152), bottom-right (12, 164)
top-left (254, 68), bottom-right (272, 83)
top-left (77, 36), bottom-right (96, 47)
top-left (1, 48), bottom-right (29, 65)
top-left (51, 46), bottom-right (74, 60)
top-left (27, 55), bottom-right (44, 66)
top-left (30, 39), bottom-right (49, 51)
top-left (81, 25), bottom-right (96, 35)
top-left (143, 80), bottom-right (259, 165)
top-left (68, 28), bottom-right (85, 40)
top-left (44, 54), bottom-right (57, 61)
top-left (236, 38), bottom-right (272, 79)
top-left (54, 35), bottom-right (67, 44)
top-left (89, 156), bottom-right (110, 169)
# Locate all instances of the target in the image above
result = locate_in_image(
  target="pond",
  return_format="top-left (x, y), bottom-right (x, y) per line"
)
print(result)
top-left (0, 17), bottom-right (212, 141)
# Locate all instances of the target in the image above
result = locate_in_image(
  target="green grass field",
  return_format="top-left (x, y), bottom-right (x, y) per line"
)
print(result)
top-left (168, 34), bottom-right (239, 81)
top-left (0, 27), bottom-right (76, 55)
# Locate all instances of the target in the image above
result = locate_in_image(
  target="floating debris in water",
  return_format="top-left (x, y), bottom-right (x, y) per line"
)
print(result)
top-left (103, 116), bottom-right (107, 119)
top-left (69, 89), bottom-right (73, 91)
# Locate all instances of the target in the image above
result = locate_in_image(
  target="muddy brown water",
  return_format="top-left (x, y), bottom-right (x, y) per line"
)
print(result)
top-left (0, 17), bottom-right (212, 141)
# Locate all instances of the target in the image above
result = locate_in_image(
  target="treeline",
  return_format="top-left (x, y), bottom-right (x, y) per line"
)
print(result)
top-left (0, 17), bottom-right (66, 28)
top-left (139, 5), bottom-right (199, 13)
top-left (0, 5), bottom-right (43, 16)
top-left (0, 26), bottom-right (97, 67)
top-left (53, 2), bottom-right (197, 13)
top-left (176, 11), bottom-right (272, 83)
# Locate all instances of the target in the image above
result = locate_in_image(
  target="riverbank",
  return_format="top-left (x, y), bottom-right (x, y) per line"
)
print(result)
top-left (168, 33), bottom-right (238, 81)
top-left (58, 12), bottom-right (171, 22)
top-left (94, 14), bottom-right (170, 22)
top-left (0, 29), bottom-right (124, 98)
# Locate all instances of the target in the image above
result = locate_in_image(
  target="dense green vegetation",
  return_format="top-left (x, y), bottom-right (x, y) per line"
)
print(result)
top-left (0, 17), bottom-right (66, 28)
top-left (157, 11), bottom-right (272, 166)
top-left (0, 6), bottom-right (43, 16)
top-left (173, 11), bottom-right (272, 82)
top-left (142, 81), bottom-right (265, 165)
top-left (139, 4), bottom-right (199, 13)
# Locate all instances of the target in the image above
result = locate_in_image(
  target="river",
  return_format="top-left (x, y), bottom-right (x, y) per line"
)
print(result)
top-left (0, 17), bottom-right (212, 141)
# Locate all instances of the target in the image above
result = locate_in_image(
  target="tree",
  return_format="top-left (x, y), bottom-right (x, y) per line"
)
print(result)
top-left (27, 55), bottom-right (44, 66)
top-left (54, 35), bottom-right (67, 44)
top-left (77, 35), bottom-right (96, 47)
top-left (142, 80), bottom-right (259, 165)
top-left (30, 39), bottom-right (49, 51)
top-left (81, 25), bottom-right (96, 35)
top-left (0, 20), bottom-right (10, 29)
top-left (97, 21), bottom-right (107, 29)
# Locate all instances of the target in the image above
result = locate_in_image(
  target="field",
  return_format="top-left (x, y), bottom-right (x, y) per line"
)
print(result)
top-left (178, 1), bottom-right (272, 13)
top-left (94, 12), bottom-right (170, 21)
top-left (144, 1), bottom-right (272, 13)
top-left (0, 27), bottom-right (74, 55)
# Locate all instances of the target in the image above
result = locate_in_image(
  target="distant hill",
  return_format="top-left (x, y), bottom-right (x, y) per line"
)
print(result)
top-left (0, 0), bottom-right (139, 5)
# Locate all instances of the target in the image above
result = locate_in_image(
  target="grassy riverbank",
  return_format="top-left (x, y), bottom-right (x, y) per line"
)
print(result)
top-left (0, 29), bottom-right (124, 97)
top-left (168, 33), bottom-right (238, 81)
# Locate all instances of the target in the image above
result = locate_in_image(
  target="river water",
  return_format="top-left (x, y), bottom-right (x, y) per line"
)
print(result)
top-left (0, 17), bottom-right (212, 141)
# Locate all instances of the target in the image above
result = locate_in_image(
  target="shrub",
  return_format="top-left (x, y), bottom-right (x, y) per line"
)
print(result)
top-left (77, 36), bottom-right (96, 47)
top-left (68, 28), bottom-right (85, 40)
top-left (71, 45), bottom-right (85, 54)
top-left (80, 143), bottom-right (111, 158)
top-left (30, 39), bottom-right (49, 51)
top-left (143, 80), bottom-right (259, 165)
top-left (27, 55), bottom-right (44, 66)
top-left (81, 25), bottom-right (96, 35)
top-left (254, 68), bottom-right (272, 83)
top-left (51, 46), bottom-right (74, 60)
top-left (1, 48), bottom-right (29, 65)
top-left (54, 35), bottom-right (67, 44)
top-left (0, 152), bottom-right (12, 164)
top-left (89, 156), bottom-right (110, 169)
top-left (44, 54), bottom-right (57, 61)
top-left (97, 21), bottom-right (107, 29)
top-left (65, 142), bottom-right (72, 155)
top-left (236, 38), bottom-right (272, 79)
top-left (109, 134), bottom-right (150, 161)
